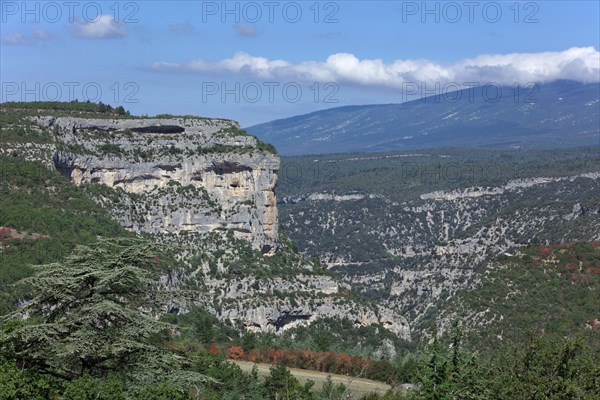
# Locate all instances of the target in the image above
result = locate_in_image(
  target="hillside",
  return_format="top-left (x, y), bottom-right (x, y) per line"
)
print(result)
top-left (276, 147), bottom-right (600, 340)
top-left (2, 102), bottom-right (599, 399)
top-left (433, 241), bottom-right (600, 351)
top-left (246, 80), bottom-right (600, 155)
top-left (0, 102), bottom-right (408, 351)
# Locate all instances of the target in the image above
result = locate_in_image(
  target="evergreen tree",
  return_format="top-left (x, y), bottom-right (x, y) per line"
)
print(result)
top-left (0, 238), bottom-right (210, 390)
top-left (491, 334), bottom-right (600, 400)
top-left (246, 365), bottom-right (267, 400)
top-left (241, 332), bottom-right (257, 352)
top-left (263, 363), bottom-right (314, 400)
top-left (416, 322), bottom-right (490, 400)
top-left (316, 375), bottom-right (346, 400)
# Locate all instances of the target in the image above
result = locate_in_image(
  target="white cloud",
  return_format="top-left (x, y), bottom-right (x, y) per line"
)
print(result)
top-left (1, 33), bottom-right (29, 45)
top-left (1, 29), bottom-right (54, 45)
top-left (233, 23), bottom-right (258, 37)
top-left (33, 29), bottom-right (53, 40)
top-left (73, 15), bottom-right (127, 39)
top-left (150, 47), bottom-right (600, 87)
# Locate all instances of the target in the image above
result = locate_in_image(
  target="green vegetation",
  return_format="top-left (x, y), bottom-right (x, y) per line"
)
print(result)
top-left (0, 156), bottom-right (130, 315)
top-left (278, 147), bottom-right (599, 200)
top-left (195, 141), bottom-right (276, 155)
top-left (423, 242), bottom-right (600, 352)
top-left (2, 239), bottom-right (210, 389)
top-left (1, 103), bottom-right (599, 398)
top-left (358, 328), bottom-right (600, 400)
top-left (254, 317), bottom-right (413, 358)
top-left (1, 240), bottom-right (210, 398)
top-left (97, 142), bottom-right (124, 156)
top-left (276, 146), bottom-right (600, 304)
top-left (1, 100), bottom-right (130, 117)
top-left (1, 101), bottom-right (278, 157)
top-left (218, 126), bottom-right (278, 154)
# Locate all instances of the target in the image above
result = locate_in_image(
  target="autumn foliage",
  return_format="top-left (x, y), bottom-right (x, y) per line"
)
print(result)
top-left (208, 344), bottom-right (220, 355)
top-left (225, 346), bottom-right (377, 377)
top-left (226, 346), bottom-right (245, 360)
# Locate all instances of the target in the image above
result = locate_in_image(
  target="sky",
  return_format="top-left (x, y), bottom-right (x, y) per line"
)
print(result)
top-left (1, 1), bottom-right (599, 126)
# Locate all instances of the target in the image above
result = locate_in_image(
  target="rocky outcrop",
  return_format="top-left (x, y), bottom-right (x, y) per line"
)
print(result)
top-left (420, 173), bottom-right (600, 201)
top-left (34, 116), bottom-right (279, 253)
top-left (163, 269), bottom-right (411, 339)
top-left (216, 301), bottom-right (410, 339)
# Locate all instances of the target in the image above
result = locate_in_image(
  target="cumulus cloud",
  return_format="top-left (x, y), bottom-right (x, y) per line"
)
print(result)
top-left (150, 47), bottom-right (600, 87)
top-left (233, 23), bottom-right (258, 37)
top-left (1, 29), bottom-right (54, 45)
top-left (72, 15), bottom-right (127, 39)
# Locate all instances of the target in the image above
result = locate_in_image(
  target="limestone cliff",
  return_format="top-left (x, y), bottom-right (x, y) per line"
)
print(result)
top-left (32, 116), bottom-right (279, 253)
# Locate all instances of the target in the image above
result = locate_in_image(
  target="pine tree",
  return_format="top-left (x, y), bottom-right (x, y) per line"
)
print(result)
top-left (263, 363), bottom-right (314, 400)
top-left (416, 322), bottom-right (491, 400)
top-left (0, 238), bottom-right (210, 389)
top-left (317, 375), bottom-right (346, 400)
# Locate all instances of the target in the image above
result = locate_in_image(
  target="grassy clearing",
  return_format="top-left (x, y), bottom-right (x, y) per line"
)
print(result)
top-left (232, 360), bottom-right (391, 399)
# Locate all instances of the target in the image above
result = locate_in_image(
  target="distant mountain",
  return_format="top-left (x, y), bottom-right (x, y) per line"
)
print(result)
top-left (245, 80), bottom-right (600, 155)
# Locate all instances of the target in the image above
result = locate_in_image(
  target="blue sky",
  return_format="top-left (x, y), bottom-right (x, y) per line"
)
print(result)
top-left (1, 1), bottom-right (599, 125)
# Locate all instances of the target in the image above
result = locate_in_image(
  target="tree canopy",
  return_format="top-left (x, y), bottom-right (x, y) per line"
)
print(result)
top-left (0, 238), bottom-right (209, 389)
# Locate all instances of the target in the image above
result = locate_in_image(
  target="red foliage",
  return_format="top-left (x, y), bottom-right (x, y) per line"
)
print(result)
top-left (246, 350), bottom-right (257, 362)
top-left (227, 346), bottom-right (245, 360)
top-left (226, 346), bottom-right (373, 376)
top-left (208, 344), bottom-right (220, 355)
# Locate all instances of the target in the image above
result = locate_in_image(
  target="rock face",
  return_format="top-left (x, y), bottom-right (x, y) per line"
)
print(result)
top-left (33, 116), bottom-right (279, 253)
top-left (160, 264), bottom-right (411, 340)
top-left (19, 113), bottom-right (412, 341)
top-left (278, 166), bottom-right (600, 335)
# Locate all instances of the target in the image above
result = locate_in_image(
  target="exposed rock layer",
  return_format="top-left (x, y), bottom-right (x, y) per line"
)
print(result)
top-left (34, 116), bottom-right (279, 253)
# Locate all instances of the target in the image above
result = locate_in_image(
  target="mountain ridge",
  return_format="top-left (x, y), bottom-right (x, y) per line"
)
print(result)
top-left (246, 80), bottom-right (600, 155)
